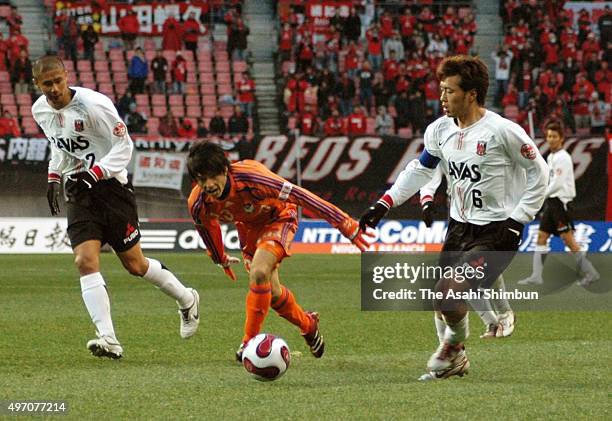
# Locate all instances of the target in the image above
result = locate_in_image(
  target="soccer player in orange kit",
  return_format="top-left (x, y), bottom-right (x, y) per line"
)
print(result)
top-left (187, 141), bottom-right (372, 361)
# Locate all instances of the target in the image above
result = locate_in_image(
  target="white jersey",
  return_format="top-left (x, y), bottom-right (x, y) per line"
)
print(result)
top-left (419, 165), bottom-right (446, 205)
top-left (384, 110), bottom-right (549, 225)
top-left (32, 87), bottom-right (133, 184)
top-left (545, 149), bottom-right (575, 204)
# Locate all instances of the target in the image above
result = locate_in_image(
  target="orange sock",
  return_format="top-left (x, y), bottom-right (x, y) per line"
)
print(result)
top-left (271, 286), bottom-right (312, 334)
top-left (242, 283), bottom-right (272, 344)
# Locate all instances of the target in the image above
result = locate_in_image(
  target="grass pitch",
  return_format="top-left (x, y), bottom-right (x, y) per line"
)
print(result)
top-left (1, 254), bottom-right (610, 420)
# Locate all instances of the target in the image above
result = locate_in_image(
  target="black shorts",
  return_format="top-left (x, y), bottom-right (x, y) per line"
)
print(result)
top-left (439, 218), bottom-right (521, 288)
top-left (539, 198), bottom-right (573, 235)
top-left (66, 179), bottom-right (141, 253)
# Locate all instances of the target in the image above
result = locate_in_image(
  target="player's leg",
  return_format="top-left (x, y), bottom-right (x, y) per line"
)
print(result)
top-left (490, 274), bottom-right (515, 337)
top-left (467, 291), bottom-right (499, 339)
top-left (116, 242), bottom-right (199, 339)
top-left (242, 246), bottom-right (276, 344)
top-left (560, 231), bottom-right (600, 285)
top-left (518, 230), bottom-right (550, 285)
top-left (271, 270), bottom-right (324, 358)
top-left (73, 239), bottom-right (123, 358)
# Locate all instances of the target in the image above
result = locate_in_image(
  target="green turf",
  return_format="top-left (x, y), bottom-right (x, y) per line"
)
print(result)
top-left (0, 254), bottom-right (610, 420)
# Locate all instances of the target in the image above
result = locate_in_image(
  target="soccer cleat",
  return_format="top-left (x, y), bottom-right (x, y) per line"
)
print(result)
top-left (517, 275), bottom-right (543, 285)
top-left (427, 342), bottom-right (465, 372)
top-left (479, 323), bottom-right (500, 339)
top-left (418, 348), bottom-right (470, 381)
top-left (178, 288), bottom-right (200, 339)
top-left (236, 343), bottom-right (245, 363)
top-left (576, 271), bottom-right (600, 287)
top-left (87, 334), bottom-right (123, 359)
top-left (496, 311), bottom-right (516, 338)
top-left (302, 311), bottom-right (325, 358)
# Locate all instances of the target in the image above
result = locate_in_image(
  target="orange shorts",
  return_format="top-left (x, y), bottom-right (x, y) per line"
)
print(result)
top-left (236, 209), bottom-right (298, 270)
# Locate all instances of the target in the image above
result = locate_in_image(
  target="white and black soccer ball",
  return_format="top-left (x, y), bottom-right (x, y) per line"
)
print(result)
top-left (242, 333), bottom-right (290, 381)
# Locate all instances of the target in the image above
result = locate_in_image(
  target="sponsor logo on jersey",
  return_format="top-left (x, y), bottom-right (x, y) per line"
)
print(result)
top-left (521, 144), bottom-right (536, 160)
top-left (50, 135), bottom-right (90, 152)
top-left (74, 119), bottom-right (84, 132)
top-left (448, 160), bottom-right (481, 182)
top-left (113, 122), bottom-right (127, 137)
top-left (476, 140), bottom-right (487, 156)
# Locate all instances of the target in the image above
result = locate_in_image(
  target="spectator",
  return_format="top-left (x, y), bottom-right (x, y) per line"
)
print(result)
top-left (279, 23), bottom-right (293, 62)
top-left (183, 12), bottom-right (202, 58)
top-left (228, 105), bottom-right (249, 136)
top-left (10, 48), bottom-right (32, 95)
top-left (365, 25), bottom-right (383, 71)
top-left (116, 90), bottom-right (135, 120)
top-left (150, 49), bottom-right (168, 94)
top-left (343, 8), bottom-right (361, 43)
top-left (0, 109), bottom-right (20, 138)
top-left (358, 61), bottom-right (374, 114)
top-left (162, 14), bottom-right (183, 51)
top-left (236, 72), bottom-right (256, 117)
top-left (297, 104), bottom-right (317, 135)
top-left (375, 105), bottom-right (393, 135)
top-left (424, 74), bottom-right (440, 116)
top-left (588, 92), bottom-right (609, 135)
top-left (124, 103), bottom-right (147, 134)
top-left (336, 73), bottom-right (356, 117)
top-left (9, 28), bottom-right (29, 62)
top-left (324, 108), bottom-right (346, 136)
top-left (491, 46), bottom-right (514, 106)
top-left (598, 6), bottom-right (611, 45)
top-left (81, 24), bottom-right (99, 62)
top-left (408, 89), bottom-right (427, 135)
top-left (502, 83), bottom-right (519, 107)
top-left (372, 71), bottom-right (390, 108)
top-left (384, 32), bottom-right (404, 60)
top-left (127, 47), bottom-right (148, 95)
top-left (196, 118), bottom-right (209, 138)
top-left (347, 105), bottom-right (367, 136)
top-left (0, 32), bottom-right (9, 71)
top-left (159, 110), bottom-right (179, 137)
top-left (171, 52), bottom-right (187, 94)
top-left (6, 6), bottom-right (22, 37)
top-left (394, 90), bottom-right (410, 129)
top-left (209, 108), bottom-right (227, 137)
top-left (118, 10), bottom-right (139, 51)
top-left (177, 118), bottom-right (197, 139)
top-left (60, 16), bottom-right (77, 62)
top-left (228, 18), bottom-right (250, 61)
top-left (426, 33), bottom-right (448, 56)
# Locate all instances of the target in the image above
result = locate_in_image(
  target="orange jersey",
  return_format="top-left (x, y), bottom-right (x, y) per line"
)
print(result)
top-left (188, 160), bottom-right (351, 264)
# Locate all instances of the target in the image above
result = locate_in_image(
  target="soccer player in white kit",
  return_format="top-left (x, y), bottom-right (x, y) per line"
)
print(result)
top-left (419, 166), bottom-right (516, 339)
top-left (360, 55), bottom-right (549, 380)
top-left (518, 120), bottom-right (599, 286)
top-left (32, 55), bottom-right (200, 359)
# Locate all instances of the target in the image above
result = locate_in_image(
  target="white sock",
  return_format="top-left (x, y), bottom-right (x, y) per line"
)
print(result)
top-left (468, 292), bottom-right (498, 327)
top-left (443, 314), bottom-right (469, 345)
top-left (532, 245), bottom-right (548, 279)
top-left (143, 258), bottom-right (193, 308)
top-left (573, 251), bottom-right (598, 276)
top-left (490, 275), bottom-right (512, 314)
top-left (80, 272), bottom-right (117, 340)
top-left (434, 313), bottom-right (447, 344)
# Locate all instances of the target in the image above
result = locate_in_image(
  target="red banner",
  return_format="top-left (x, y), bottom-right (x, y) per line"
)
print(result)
top-left (56, 2), bottom-right (208, 36)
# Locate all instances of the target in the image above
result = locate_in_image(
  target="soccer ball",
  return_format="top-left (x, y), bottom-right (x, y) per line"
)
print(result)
top-left (242, 333), bottom-right (291, 381)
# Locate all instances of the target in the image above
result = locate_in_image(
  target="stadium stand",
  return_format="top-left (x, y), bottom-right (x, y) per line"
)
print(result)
top-left (12, 0), bottom-right (254, 142)
top-left (499, 1), bottom-right (611, 135)
top-left (277, 1), bottom-right (477, 137)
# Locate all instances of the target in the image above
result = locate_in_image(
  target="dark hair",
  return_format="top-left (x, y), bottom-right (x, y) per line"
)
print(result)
top-left (436, 55), bottom-right (489, 105)
top-left (187, 141), bottom-right (230, 180)
top-left (545, 120), bottom-right (564, 137)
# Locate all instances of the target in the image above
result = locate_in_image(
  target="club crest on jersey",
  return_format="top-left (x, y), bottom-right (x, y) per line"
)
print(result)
top-left (113, 122), bottom-right (127, 137)
top-left (74, 119), bottom-right (84, 132)
top-left (520, 144), bottom-right (536, 160)
top-left (476, 141), bottom-right (487, 156)
top-left (244, 203), bottom-right (255, 213)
